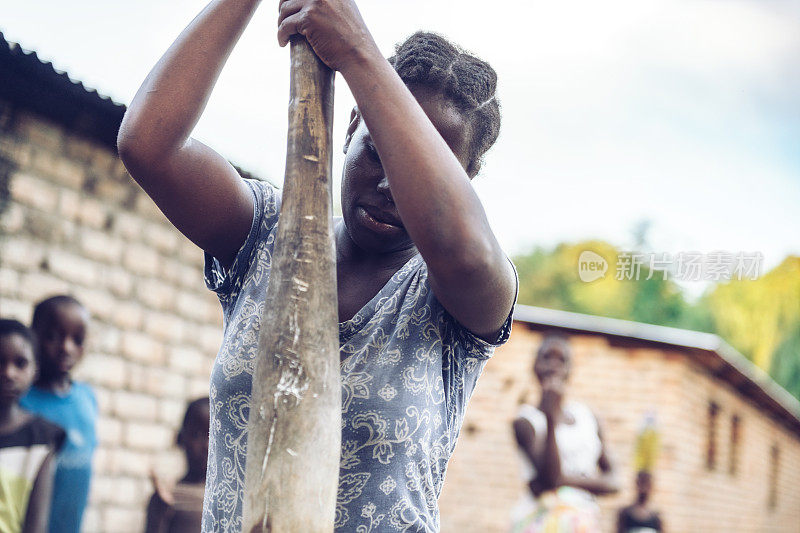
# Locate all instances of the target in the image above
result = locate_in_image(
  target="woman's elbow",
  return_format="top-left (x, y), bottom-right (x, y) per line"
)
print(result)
top-left (116, 117), bottom-right (147, 169)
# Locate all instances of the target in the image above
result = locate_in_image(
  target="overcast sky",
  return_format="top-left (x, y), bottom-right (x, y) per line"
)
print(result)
top-left (4, 0), bottom-right (799, 282)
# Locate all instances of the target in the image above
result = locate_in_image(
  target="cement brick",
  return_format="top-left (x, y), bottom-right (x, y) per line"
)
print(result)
top-left (78, 196), bottom-right (110, 229)
top-left (75, 352), bottom-right (126, 389)
top-left (0, 136), bottom-right (33, 168)
top-left (168, 346), bottom-right (209, 376)
top-left (111, 159), bottom-right (131, 182)
top-left (101, 265), bottom-right (135, 298)
top-left (25, 210), bottom-right (75, 244)
top-left (47, 249), bottom-right (99, 287)
top-left (187, 377), bottom-right (210, 398)
top-left (175, 290), bottom-right (214, 323)
top-left (120, 331), bottom-right (164, 365)
top-left (0, 202), bottom-right (24, 233)
top-left (58, 187), bottom-right (81, 220)
top-left (158, 397), bottom-right (186, 426)
top-left (0, 238), bottom-right (46, 270)
top-left (113, 390), bottom-right (158, 421)
top-left (114, 448), bottom-right (153, 478)
top-left (0, 299), bottom-right (32, 322)
top-left (134, 192), bottom-right (166, 222)
top-left (93, 177), bottom-right (130, 204)
top-left (124, 421), bottom-right (173, 451)
top-left (128, 366), bottom-right (186, 399)
top-left (81, 507), bottom-right (101, 533)
top-left (16, 114), bottom-right (63, 151)
top-left (96, 417), bottom-right (123, 446)
top-left (88, 475), bottom-right (116, 505)
top-left (178, 262), bottom-right (205, 290)
top-left (160, 257), bottom-right (184, 284)
top-left (65, 136), bottom-right (116, 175)
top-left (9, 172), bottom-right (59, 211)
top-left (136, 278), bottom-right (177, 312)
top-left (110, 300), bottom-right (144, 330)
top-left (30, 148), bottom-right (85, 189)
top-left (145, 222), bottom-right (179, 254)
top-left (19, 272), bottom-right (71, 302)
top-left (102, 507), bottom-right (145, 533)
top-left (198, 325), bottom-right (223, 354)
top-left (123, 243), bottom-right (160, 278)
top-left (80, 229), bottom-right (124, 264)
top-left (143, 311), bottom-right (185, 344)
top-left (93, 387), bottom-right (113, 416)
top-left (72, 286), bottom-right (116, 323)
top-left (0, 268), bottom-right (20, 299)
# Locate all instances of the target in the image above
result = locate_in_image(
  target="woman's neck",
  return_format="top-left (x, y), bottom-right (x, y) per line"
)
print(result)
top-left (334, 220), bottom-right (417, 269)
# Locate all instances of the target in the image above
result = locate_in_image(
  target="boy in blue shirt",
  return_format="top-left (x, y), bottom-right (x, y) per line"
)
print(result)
top-left (21, 296), bottom-right (97, 533)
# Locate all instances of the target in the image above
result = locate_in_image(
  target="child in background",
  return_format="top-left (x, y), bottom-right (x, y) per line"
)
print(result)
top-left (0, 319), bottom-right (66, 533)
top-left (20, 296), bottom-right (97, 533)
top-left (145, 397), bottom-right (209, 533)
top-left (617, 414), bottom-right (663, 532)
top-left (616, 471), bottom-right (663, 533)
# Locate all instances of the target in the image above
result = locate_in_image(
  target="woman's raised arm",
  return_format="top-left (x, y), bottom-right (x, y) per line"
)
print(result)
top-left (117, 0), bottom-right (262, 267)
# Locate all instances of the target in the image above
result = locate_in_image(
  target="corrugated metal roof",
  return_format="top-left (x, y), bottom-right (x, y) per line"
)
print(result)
top-left (513, 304), bottom-right (800, 436)
top-left (0, 31), bottom-right (125, 150)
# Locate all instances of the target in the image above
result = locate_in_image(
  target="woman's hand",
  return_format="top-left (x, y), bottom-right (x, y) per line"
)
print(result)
top-left (539, 376), bottom-right (565, 420)
top-left (277, 0), bottom-right (381, 73)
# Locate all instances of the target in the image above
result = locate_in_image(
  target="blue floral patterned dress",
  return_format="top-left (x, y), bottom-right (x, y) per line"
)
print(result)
top-left (202, 179), bottom-right (515, 532)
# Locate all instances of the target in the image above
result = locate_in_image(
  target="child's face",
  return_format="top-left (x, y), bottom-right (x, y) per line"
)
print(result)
top-left (0, 334), bottom-right (36, 406)
top-left (36, 303), bottom-right (88, 377)
top-left (340, 85), bottom-right (472, 253)
top-left (182, 405), bottom-right (210, 471)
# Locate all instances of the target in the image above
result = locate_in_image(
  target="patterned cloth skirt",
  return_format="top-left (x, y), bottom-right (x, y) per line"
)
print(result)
top-left (510, 487), bottom-right (601, 533)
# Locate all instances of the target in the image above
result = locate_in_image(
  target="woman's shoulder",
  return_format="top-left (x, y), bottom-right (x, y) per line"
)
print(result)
top-left (516, 403), bottom-right (545, 429)
top-left (565, 400), bottom-right (597, 420)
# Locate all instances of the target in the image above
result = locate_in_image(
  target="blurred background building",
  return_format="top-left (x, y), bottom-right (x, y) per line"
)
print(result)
top-left (438, 307), bottom-right (800, 532)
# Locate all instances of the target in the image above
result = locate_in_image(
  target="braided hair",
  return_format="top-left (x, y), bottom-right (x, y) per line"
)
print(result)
top-left (389, 31), bottom-right (501, 178)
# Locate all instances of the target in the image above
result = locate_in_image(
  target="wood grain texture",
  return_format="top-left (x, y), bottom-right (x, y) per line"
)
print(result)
top-left (242, 36), bottom-right (339, 533)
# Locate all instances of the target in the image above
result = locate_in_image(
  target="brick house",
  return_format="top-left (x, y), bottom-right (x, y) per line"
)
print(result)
top-left (0, 33), bottom-right (224, 531)
top-left (2, 33), bottom-right (799, 533)
top-left (439, 305), bottom-right (800, 533)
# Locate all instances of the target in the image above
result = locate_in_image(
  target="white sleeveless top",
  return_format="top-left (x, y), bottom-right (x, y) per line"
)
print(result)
top-left (516, 401), bottom-right (601, 483)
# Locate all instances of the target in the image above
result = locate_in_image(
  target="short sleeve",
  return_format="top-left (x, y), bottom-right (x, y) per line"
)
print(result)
top-left (204, 179), bottom-right (280, 299)
top-left (454, 256), bottom-right (519, 359)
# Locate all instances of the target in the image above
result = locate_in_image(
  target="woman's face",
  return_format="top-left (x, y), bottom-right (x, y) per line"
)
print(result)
top-left (340, 85), bottom-right (472, 254)
top-left (534, 338), bottom-right (571, 384)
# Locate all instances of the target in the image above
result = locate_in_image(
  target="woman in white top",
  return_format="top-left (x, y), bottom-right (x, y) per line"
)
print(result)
top-left (511, 334), bottom-right (619, 533)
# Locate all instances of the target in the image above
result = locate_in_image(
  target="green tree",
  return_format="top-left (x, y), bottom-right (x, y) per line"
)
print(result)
top-left (704, 256), bottom-right (800, 371)
top-left (513, 240), bottom-right (694, 328)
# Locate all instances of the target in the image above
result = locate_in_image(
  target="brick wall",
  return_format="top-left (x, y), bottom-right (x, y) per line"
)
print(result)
top-left (438, 326), bottom-right (800, 533)
top-left (0, 108), bottom-right (223, 532)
